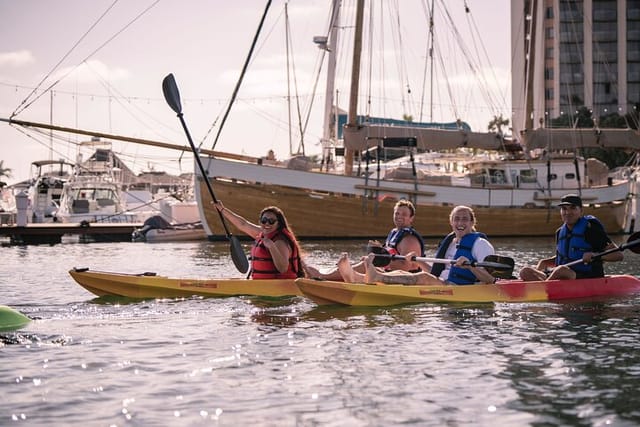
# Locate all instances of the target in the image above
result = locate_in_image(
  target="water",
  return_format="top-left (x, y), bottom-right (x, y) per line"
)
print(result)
top-left (2, 237), bottom-right (640, 426)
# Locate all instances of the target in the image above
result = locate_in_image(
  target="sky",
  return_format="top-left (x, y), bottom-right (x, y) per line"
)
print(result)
top-left (0, 0), bottom-right (511, 185)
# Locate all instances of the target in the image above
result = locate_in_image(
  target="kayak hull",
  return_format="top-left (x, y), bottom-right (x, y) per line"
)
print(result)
top-left (69, 268), bottom-right (301, 298)
top-left (294, 275), bottom-right (640, 306)
top-left (0, 305), bottom-right (31, 332)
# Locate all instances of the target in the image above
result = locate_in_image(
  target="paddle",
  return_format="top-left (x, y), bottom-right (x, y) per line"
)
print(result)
top-left (370, 247), bottom-right (514, 271)
top-left (162, 73), bottom-right (249, 274)
top-left (483, 255), bottom-right (515, 279)
top-left (561, 231), bottom-right (640, 268)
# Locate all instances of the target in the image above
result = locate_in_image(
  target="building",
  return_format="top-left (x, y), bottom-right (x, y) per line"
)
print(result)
top-left (512, 0), bottom-right (640, 137)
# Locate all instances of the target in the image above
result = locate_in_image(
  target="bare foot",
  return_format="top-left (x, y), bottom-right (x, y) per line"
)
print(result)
top-left (337, 253), bottom-right (358, 283)
top-left (303, 263), bottom-right (322, 279)
top-left (364, 253), bottom-right (383, 284)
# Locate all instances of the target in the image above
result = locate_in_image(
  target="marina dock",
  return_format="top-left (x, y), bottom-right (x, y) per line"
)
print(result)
top-left (0, 222), bottom-right (142, 245)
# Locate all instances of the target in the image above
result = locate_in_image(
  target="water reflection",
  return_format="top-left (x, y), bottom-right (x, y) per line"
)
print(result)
top-left (490, 297), bottom-right (640, 425)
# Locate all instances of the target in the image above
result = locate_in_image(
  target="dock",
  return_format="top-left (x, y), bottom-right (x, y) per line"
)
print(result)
top-left (0, 222), bottom-right (142, 245)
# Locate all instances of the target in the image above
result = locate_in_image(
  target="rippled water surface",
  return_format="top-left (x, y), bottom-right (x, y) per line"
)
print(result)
top-left (2, 237), bottom-right (640, 426)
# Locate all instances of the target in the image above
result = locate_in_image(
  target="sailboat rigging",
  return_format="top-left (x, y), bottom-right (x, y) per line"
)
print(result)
top-left (2, 0), bottom-right (638, 238)
top-left (184, 0), bottom-right (636, 238)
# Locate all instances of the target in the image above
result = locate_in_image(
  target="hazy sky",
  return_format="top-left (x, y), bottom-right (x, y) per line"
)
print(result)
top-left (0, 0), bottom-right (511, 184)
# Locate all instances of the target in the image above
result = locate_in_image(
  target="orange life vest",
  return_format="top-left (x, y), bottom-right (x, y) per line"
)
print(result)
top-left (250, 228), bottom-right (301, 279)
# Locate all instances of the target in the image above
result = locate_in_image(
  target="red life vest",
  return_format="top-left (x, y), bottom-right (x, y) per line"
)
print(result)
top-left (250, 228), bottom-right (301, 279)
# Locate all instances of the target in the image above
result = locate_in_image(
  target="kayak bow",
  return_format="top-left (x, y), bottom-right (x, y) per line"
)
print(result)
top-left (0, 305), bottom-right (31, 332)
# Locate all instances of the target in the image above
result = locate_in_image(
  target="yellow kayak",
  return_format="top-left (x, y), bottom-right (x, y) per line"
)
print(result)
top-left (69, 268), bottom-right (301, 299)
top-left (295, 275), bottom-right (640, 306)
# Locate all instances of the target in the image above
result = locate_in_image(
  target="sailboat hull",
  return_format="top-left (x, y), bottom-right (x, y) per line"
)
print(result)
top-left (196, 157), bottom-right (628, 238)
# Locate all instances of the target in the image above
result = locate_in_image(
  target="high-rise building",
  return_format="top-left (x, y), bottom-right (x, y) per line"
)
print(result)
top-left (512, 0), bottom-right (640, 137)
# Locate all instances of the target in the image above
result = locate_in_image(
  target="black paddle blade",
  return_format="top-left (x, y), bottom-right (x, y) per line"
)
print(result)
top-left (229, 235), bottom-right (249, 274)
top-left (483, 255), bottom-right (515, 279)
top-left (162, 73), bottom-right (183, 114)
top-left (372, 254), bottom-right (392, 268)
top-left (368, 244), bottom-right (392, 267)
top-left (624, 231), bottom-right (640, 254)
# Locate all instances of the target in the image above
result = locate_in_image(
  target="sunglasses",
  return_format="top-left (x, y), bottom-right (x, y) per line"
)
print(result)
top-left (260, 216), bottom-right (277, 225)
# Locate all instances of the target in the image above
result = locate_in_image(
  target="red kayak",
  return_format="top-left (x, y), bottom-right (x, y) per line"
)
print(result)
top-left (294, 275), bottom-right (640, 306)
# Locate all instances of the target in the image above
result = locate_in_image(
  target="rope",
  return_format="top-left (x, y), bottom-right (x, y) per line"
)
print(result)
top-left (12, 0), bottom-right (160, 118)
top-left (210, 0), bottom-right (273, 150)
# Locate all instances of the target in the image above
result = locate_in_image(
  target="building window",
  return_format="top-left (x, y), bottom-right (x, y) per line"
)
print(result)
top-left (546, 27), bottom-right (554, 39)
top-left (546, 47), bottom-right (554, 59)
top-left (544, 67), bottom-right (554, 80)
top-left (545, 88), bottom-right (554, 100)
top-left (546, 7), bottom-right (554, 19)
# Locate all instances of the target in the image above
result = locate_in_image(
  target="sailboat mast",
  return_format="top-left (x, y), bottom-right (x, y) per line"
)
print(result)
top-left (285, 3), bottom-right (293, 156)
top-left (428, 0), bottom-right (434, 122)
top-left (344, 0), bottom-right (365, 176)
top-left (49, 90), bottom-right (54, 164)
top-left (321, 0), bottom-right (340, 167)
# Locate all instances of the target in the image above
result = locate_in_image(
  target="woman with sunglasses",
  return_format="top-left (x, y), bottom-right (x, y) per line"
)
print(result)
top-left (214, 201), bottom-right (304, 279)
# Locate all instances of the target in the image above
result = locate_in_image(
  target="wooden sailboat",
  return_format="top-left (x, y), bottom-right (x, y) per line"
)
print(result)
top-left (190, 0), bottom-right (636, 238)
top-left (2, 1), bottom-right (637, 238)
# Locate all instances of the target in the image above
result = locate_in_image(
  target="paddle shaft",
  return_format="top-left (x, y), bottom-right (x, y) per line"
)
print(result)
top-left (174, 114), bottom-right (233, 236)
top-left (383, 254), bottom-right (512, 270)
top-left (162, 73), bottom-right (249, 274)
top-left (162, 74), bottom-right (231, 237)
top-left (562, 237), bottom-right (640, 267)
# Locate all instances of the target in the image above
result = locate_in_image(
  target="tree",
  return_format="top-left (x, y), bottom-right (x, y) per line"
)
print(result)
top-left (549, 106), bottom-right (594, 128)
top-left (547, 107), bottom-right (633, 169)
top-left (0, 160), bottom-right (11, 189)
top-left (0, 160), bottom-right (12, 180)
top-left (488, 114), bottom-right (509, 133)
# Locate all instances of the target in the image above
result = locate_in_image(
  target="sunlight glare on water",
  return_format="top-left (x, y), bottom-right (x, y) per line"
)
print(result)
top-left (1, 237), bottom-right (639, 425)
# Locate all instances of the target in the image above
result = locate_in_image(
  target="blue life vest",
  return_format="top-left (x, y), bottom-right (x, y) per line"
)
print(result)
top-left (384, 227), bottom-right (426, 257)
top-left (431, 232), bottom-right (486, 285)
top-left (383, 227), bottom-right (426, 272)
top-left (555, 215), bottom-right (602, 276)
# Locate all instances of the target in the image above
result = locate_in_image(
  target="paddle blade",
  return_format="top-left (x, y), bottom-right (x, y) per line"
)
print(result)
top-left (483, 255), bottom-right (515, 279)
top-left (624, 231), bottom-right (640, 254)
top-left (229, 235), bottom-right (249, 274)
top-left (368, 245), bottom-right (392, 267)
top-left (372, 254), bottom-right (392, 268)
top-left (162, 73), bottom-right (183, 114)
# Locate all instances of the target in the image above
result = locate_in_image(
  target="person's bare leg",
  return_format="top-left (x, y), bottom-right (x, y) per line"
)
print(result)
top-left (303, 255), bottom-right (366, 281)
top-left (337, 253), bottom-right (365, 283)
top-left (303, 262), bottom-right (323, 278)
top-left (546, 265), bottom-right (576, 281)
top-left (364, 254), bottom-right (442, 285)
top-left (519, 266), bottom-right (548, 282)
top-left (363, 254), bottom-right (386, 284)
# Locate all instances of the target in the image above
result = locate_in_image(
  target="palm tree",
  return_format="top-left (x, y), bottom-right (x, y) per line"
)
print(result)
top-left (0, 160), bottom-right (12, 189)
top-left (488, 114), bottom-right (509, 133)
